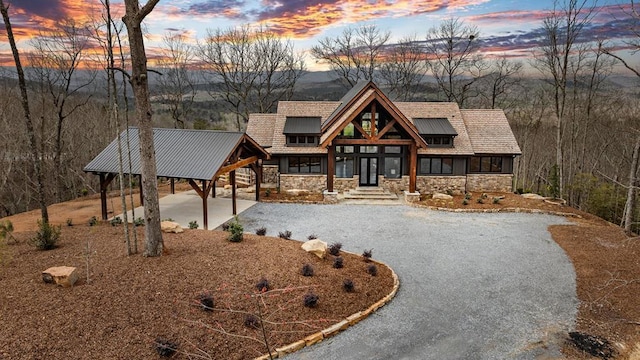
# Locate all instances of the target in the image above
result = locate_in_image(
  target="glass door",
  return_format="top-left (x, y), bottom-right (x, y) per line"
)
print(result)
top-left (359, 157), bottom-right (378, 186)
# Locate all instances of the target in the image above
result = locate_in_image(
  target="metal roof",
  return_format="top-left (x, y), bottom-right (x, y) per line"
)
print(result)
top-left (322, 80), bottom-right (370, 128)
top-left (283, 116), bottom-right (321, 134)
top-left (413, 118), bottom-right (458, 136)
top-left (84, 127), bottom-right (256, 180)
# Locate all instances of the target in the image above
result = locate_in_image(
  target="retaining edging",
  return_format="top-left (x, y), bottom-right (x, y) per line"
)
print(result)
top-left (409, 203), bottom-right (584, 218)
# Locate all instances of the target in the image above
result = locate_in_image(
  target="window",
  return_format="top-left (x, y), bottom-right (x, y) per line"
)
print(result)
top-left (384, 157), bottom-right (402, 178)
top-left (288, 156), bottom-right (322, 174)
top-left (422, 136), bottom-right (454, 147)
top-left (384, 146), bottom-right (402, 154)
top-left (419, 157), bottom-right (453, 175)
top-left (339, 123), bottom-right (355, 138)
top-left (335, 146), bottom-right (355, 154)
top-left (361, 146), bottom-right (378, 154)
top-left (336, 156), bottom-right (354, 178)
top-left (287, 135), bottom-right (317, 146)
top-left (469, 156), bottom-right (502, 173)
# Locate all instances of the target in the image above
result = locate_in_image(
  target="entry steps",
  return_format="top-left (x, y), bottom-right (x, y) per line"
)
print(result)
top-left (343, 187), bottom-right (398, 200)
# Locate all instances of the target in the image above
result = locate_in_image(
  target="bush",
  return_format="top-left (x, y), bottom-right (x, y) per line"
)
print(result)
top-left (227, 218), bottom-right (243, 242)
top-left (278, 230), bottom-right (292, 240)
top-left (303, 292), bottom-right (319, 308)
top-left (492, 197), bottom-right (501, 204)
top-left (29, 220), bottom-right (61, 250)
top-left (110, 217), bottom-right (123, 226)
top-left (462, 199), bottom-right (469, 206)
top-left (328, 242), bottom-right (342, 256)
top-left (188, 221), bottom-right (199, 230)
top-left (307, 234), bottom-right (317, 240)
top-left (264, 188), bottom-right (271, 197)
top-left (476, 198), bottom-right (484, 204)
top-left (66, 218), bottom-right (73, 227)
top-left (333, 256), bottom-right (344, 269)
top-left (343, 279), bottom-right (355, 292)
top-left (134, 217), bottom-right (145, 227)
top-left (481, 193), bottom-right (488, 199)
top-left (154, 337), bottom-right (178, 358)
top-left (88, 216), bottom-right (98, 226)
top-left (445, 189), bottom-right (454, 196)
top-left (464, 193), bottom-right (472, 200)
top-left (244, 314), bottom-right (260, 329)
top-left (362, 249), bottom-right (373, 262)
top-left (0, 220), bottom-right (17, 245)
top-left (301, 263), bottom-right (314, 277)
top-left (255, 227), bottom-right (267, 236)
top-left (199, 293), bottom-right (214, 311)
top-left (256, 278), bottom-right (269, 292)
top-left (367, 264), bottom-right (378, 276)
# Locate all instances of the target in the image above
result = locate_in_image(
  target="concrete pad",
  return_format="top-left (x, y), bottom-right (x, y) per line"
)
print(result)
top-left (116, 190), bottom-right (256, 230)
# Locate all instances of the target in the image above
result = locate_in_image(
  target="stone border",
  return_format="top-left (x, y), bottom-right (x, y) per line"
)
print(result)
top-left (253, 256), bottom-right (400, 360)
top-left (409, 203), bottom-right (584, 218)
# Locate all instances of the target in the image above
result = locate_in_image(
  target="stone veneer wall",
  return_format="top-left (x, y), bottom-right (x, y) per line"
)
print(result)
top-left (380, 176), bottom-right (409, 193)
top-left (333, 177), bottom-right (358, 192)
top-left (466, 174), bottom-right (513, 192)
top-left (262, 165), bottom-right (279, 184)
top-left (279, 174), bottom-right (326, 192)
top-left (417, 176), bottom-right (466, 195)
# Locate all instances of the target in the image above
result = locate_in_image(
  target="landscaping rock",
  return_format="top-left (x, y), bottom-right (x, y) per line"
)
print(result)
top-left (522, 193), bottom-right (545, 200)
top-left (287, 189), bottom-right (310, 196)
top-left (42, 266), bottom-right (78, 287)
top-left (301, 239), bottom-right (327, 259)
top-left (432, 193), bottom-right (453, 200)
top-left (161, 221), bottom-right (184, 233)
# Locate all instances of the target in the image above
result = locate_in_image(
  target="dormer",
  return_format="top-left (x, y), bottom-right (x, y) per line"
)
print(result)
top-left (283, 116), bottom-right (321, 147)
top-left (413, 118), bottom-right (457, 148)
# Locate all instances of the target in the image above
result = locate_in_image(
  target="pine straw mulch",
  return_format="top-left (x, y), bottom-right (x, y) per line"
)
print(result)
top-left (0, 225), bottom-right (393, 360)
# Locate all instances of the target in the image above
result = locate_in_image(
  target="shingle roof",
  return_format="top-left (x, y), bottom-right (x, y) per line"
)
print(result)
top-left (414, 118), bottom-right (458, 136)
top-left (84, 127), bottom-right (267, 180)
top-left (283, 117), bottom-right (321, 134)
top-left (461, 109), bottom-right (522, 155)
top-left (246, 114), bottom-right (276, 147)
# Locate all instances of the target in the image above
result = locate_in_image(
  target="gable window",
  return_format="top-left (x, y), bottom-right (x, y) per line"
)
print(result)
top-left (469, 156), bottom-right (502, 173)
top-left (419, 157), bottom-right (453, 175)
top-left (287, 135), bottom-right (318, 146)
top-left (422, 136), bottom-right (454, 147)
top-left (288, 156), bottom-right (321, 174)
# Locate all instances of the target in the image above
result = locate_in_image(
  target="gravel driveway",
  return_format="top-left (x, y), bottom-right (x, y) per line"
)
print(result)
top-left (238, 203), bottom-right (578, 360)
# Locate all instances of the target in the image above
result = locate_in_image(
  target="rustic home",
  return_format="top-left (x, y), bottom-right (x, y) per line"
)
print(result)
top-left (246, 81), bottom-right (521, 202)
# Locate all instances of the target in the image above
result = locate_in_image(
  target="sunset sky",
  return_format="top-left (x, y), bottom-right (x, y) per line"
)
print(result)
top-left (0, 0), bottom-right (637, 71)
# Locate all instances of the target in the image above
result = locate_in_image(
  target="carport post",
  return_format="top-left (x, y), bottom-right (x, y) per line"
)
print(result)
top-left (202, 180), bottom-right (209, 230)
top-left (170, 178), bottom-right (175, 194)
top-left (231, 170), bottom-right (237, 215)
top-left (100, 174), bottom-right (108, 220)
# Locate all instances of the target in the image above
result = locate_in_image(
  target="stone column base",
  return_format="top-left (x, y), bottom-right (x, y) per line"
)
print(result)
top-left (404, 191), bottom-right (421, 203)
top-left (323, 190), bottom-right (339, 204)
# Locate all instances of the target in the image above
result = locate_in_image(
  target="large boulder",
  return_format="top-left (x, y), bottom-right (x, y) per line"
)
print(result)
top-left (522, 193), bottom-right (545, 200)
top-left (42, 266), bottom-right (78, 287)
top-left (287, 189), bottom-right (310, 196)
top-left (161, 221), bottom-right (184, 233)
top-left (432, 193), bottom-right (453, 200)
top-left (301, 239), bottom-right (327, 259)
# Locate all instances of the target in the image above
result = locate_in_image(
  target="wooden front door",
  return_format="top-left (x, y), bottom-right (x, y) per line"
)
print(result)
top-left (359, 157), bottom-right (378, 186)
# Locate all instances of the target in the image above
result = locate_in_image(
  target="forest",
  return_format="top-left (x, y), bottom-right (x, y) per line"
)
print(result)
top-left (0, 0), bottom-right (638, 235)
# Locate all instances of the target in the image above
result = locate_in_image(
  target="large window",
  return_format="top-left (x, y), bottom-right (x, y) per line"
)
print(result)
top-left (336, 156), bottom-right (354, 178)
top-left (288, 156), bottom-right (321, 173)
top-left (287, 135), bottom-right (318, 147)
top-left (384, 157), bottom-right (402, 178)
top-left (469, 156), bottom-right (502, 173)
top-left (419, 157), bottom-right (453, 175)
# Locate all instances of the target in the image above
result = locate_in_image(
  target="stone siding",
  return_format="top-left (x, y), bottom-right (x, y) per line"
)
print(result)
top-left (417, 176), bottom-right (466, 195)
top-left (279, 174), bottom-right (326, 192)
top-left (380, 176), bottom-right (409, 194)
top-left (333, 177), bottom-right (358, 192)
top-left (262, 165), bottom-right (279, 184)
top-left (466, 174), bottom-right (513, 192)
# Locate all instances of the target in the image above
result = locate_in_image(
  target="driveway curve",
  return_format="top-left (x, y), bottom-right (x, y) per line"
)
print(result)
top-left (237, 203), bottom-right (578, 360)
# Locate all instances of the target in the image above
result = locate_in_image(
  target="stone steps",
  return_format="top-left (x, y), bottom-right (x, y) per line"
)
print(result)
top-left (343, 187), bottom-right (398, 200)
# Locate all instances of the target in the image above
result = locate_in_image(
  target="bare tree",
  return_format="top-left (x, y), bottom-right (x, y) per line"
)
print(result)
top-left (311, 25), bottom-right (390, 87)
top-left (122, 0), bottom-right (163, 257)
top-left (478, 56), bottom-right (523, 109)
top-left (532, 0), bottom-right (598, 198)
top-left (0, 0), bottom-right (49, 223)
top-left (379, 35), bottom-right (425, 101)
top-left (196, 26), bottom-right (304, 130)
top-left (156, 31), bottom-right (196, 129)
top-left (423, 18), bottom-right (484, 107)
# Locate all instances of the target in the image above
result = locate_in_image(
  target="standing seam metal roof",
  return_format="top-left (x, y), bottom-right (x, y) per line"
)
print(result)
top-left (413, 118), bottom-right (458, 135)
top-left (283, 117), bottom-right (321, 134)
top-left (83, 127), bottom-right (257, 180)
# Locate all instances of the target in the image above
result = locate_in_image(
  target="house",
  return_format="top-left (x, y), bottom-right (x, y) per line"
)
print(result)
top-left (246, 81), bottom-right (521, 202)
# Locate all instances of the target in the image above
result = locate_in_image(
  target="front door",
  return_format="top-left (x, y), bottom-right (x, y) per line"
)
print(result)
top-left (359, 157), bottom-right (378, 186)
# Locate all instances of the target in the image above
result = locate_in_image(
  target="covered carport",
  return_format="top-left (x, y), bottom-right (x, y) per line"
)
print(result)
top-left (83, 127), bottom-right (270, 230)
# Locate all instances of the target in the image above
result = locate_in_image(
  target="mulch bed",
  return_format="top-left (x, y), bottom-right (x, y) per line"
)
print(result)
top-left (0, 225), bottom-right (393, 359)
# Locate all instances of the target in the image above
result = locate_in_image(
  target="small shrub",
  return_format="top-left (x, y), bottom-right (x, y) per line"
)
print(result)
top-left (516, 187), bottom-right (524, 195)
top-left (367, 264), bottom-right (378, 276)
top-left (333, 256), bottom-right (344, 269)
top-left (476, 198), bottom-right (484, 204)
top-left (255, 227), bottom-right (267, 236)
top-left (0, 220), bottom-right (17, 244)
top-left (303, 292), bottom-right (319, 308)
top-left (492, 197), bottom-right (501, 204)
top-left (462, 199), bottom-right (469, 206)
top-left (481, 193), bottom-right (488, 199)
top-left (227, 217), bottom-right (243, 242)
top-left (88, 216), bottom-right (98, 226)
top-left (464, 193), bottom-right (472, 200)
top-left (188, 221), bottom-right (199, 229)
top-left (134, 217), bottom-right (145, 227)
top-left (328, 242), bottom-right (342, 256)
top-left (66, 218), bottom-right (73, 227)
top-left (265, 188), bottom-right (271, 197)
top-left (81, 188), bottom-right (88, 196)
top-left (221, 222), bottom-right (230, 231)
top-left (110, 217), bottom-right (123, 226)
top-left (307, 234), bottom-right (317, 240)
top-left (199, 293), bottom-right (214, 311)
top-left (445, 189), bottom-right (454, 196)
top-left (154, 337), bottom-right (178, 358)
top-left (256, 278), bottom-right (269, 292)
top-left (244, 314), bottom-right (260, 329)
top-left (278, 230), bottom-right (292, 240)
top-left (29, 220), bottom-right (60, 250)
top-left (343, 279), bottom-right (355, 292)
top-left (362, 249), bottom-right (373, 262)
top-left (301, 264), bottom-right (314, 277)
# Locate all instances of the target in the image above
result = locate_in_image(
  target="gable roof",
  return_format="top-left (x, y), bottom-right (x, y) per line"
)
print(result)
top-left (283, 117), bottom-right (321, 134)
top-left (84, 127), bottom-right (269, 180)
top-left (322, 80), bottom-right (370, 129)
top-left (414, 118), bottom-right (458, 136)
top-left (461, 110), bottom-right (522, 155)
top-left (246, 114), bottom-right (277, 148)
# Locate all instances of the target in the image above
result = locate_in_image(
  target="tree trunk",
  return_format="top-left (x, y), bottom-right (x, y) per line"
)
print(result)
top-left (623, 136), bottom-right (640, 235)
top-left (122, 0), bottom-right (163, 256)
top-left (0, 0), bottom-right (49, 223)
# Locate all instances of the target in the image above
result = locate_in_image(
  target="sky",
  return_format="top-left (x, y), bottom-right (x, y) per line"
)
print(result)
top-left (0, 0), bottom-right (637, 72)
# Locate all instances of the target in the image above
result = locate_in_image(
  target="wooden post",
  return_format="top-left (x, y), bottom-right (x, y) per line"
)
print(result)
top-left (255, 163), bottom-right (261, 202)
top-left (138, 175), bottom-right (144, 206)
top-left (327, 145), bottom-right (335, 192)
top-left (100, 174), bottom-right (108, 220)
top-left (212, 180), bottom-right (216, 198)
top-left (170, 178), bottom-right (175, 194)
top-left (202, 180), bottom-right (209, 230)
top-left (231, 170), bottom-right (237, 215)
top-left (409, 142), bottom-right (417, 193)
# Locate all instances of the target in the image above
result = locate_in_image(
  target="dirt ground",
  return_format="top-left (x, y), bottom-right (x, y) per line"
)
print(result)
top-left (1, 190), bottom-right (639, 359)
